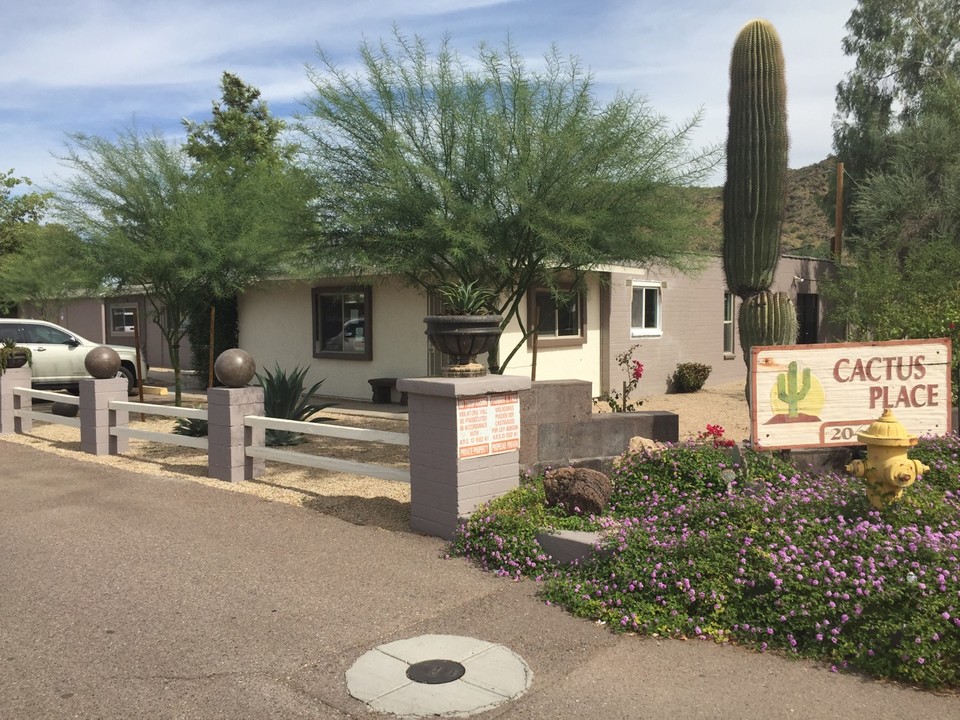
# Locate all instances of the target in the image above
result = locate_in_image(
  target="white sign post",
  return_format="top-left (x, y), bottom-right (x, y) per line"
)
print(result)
top-left (751, 339), bottom-right (952, 450)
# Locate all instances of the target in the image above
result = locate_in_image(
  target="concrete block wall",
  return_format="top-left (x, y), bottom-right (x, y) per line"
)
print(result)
top-left (519, 379), bottom-right (679, 471)
top-left (399, 375), bottom-right (531, 539)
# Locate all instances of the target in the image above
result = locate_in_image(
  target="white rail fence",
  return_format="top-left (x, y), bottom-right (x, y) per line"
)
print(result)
top-left (109, 401), bottom-right (209, 451)
top-left (7, 383), bottom-right (409, 484)
top-left (244, 416), bottom-right (410, 483)
top-left (13, 388), bottom-right (81, 429)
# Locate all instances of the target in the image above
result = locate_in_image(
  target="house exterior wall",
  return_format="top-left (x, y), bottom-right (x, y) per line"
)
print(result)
top-left (238, 277), bottom-right (430, 401)
top-left (21, 295), bottom-right (195, 371)
top-left (602, 255), bottom-right (836, 395)
top-left (498, 273), bottom-right (603, 394)
top-left (238, 255), bottom-right (835, 403)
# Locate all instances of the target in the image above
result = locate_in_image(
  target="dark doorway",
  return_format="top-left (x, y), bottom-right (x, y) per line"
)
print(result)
top-left (797, 293), bottom-right (819, 344)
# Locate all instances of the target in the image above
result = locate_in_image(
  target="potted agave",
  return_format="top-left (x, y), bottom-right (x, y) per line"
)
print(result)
top-left (424, 280), bottom-right (503, 377)
top-left (0, 337), bottom-right (32, 375)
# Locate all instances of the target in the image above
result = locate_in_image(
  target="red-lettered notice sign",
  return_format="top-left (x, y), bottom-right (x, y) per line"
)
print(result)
top-left (457, 392), bottom-right (521, 459)
top-left (751, 339), bottom-right (952, 450)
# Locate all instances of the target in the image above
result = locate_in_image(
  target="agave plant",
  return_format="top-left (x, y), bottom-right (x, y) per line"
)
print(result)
top-left (437, 280), bottom-right (498, 315)
top-left (256, 364), bottom-right (335, 446)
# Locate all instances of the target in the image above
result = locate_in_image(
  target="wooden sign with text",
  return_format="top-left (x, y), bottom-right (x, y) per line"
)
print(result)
top-left (751, 339), bottom-right (952, 450)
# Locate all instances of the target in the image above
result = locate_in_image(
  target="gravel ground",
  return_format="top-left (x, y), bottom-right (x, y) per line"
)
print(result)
top-left (4, 382), bottom-right (749, 532)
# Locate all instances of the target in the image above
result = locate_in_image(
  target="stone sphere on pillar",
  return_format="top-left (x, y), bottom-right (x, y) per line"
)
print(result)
top-left (214, 349), bottom-right (257, 387)
top-left (84, 346), bottom-right (121, 379)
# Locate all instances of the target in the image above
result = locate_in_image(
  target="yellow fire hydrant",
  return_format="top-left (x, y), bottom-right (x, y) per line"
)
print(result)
top-left (845, 409), bottom-right (929, 509)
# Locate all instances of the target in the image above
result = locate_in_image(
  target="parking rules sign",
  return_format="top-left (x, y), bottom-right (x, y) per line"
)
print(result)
top-left (456, 392), bottom-right (521, 459)
top-left (750, 338), bottom-right (952, 450)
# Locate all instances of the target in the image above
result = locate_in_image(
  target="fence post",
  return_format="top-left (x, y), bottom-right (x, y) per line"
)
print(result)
top-left (0, 366), bottom-right (32, 435)
top-left (79, 377), bottom-right (129, 455)
top-left (397, 375), bottom-right (531, 540)
top-left (207, 386), bottom-right (265, 482)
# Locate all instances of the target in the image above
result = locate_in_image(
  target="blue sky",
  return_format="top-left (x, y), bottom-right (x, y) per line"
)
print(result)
top-left (1, 0), bottom-right (856, 191)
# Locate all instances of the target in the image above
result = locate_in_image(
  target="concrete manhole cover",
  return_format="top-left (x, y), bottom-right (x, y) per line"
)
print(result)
top-left (346, 634), bottom-right (532, 718)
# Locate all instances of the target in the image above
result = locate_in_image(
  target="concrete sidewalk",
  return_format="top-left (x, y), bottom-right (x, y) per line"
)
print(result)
top-left (2, 441), bottom-right (957, 719)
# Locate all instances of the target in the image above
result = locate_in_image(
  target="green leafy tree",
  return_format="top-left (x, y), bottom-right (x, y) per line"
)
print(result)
top-left (301, 31), bottom-right (720, 371)
top-left (824, 85), bottom-right (960, 398)
top-left (832, 0), bottom-right (960, 232)
top-left (0, 171), bottom-right (50, 260)
top-left (182, 72), bottom-right (310, 385)
top-left (55, 128), bottom-right (313, 404)
top-left (0, 223), bottom-right (100, 319)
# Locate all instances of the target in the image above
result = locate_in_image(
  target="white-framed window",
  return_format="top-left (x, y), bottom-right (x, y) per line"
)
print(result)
top-left (110, 305), bottom-right (137, 334)
top-left (723, 291), bottom-right (735, 356)
top-left (631, 282), bottom-right (661, 337)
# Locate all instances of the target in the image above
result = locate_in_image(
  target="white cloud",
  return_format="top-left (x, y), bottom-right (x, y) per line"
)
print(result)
top-left (0, 0), bottom-right (857, 188)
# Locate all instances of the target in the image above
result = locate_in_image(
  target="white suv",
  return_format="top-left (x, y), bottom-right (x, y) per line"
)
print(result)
top-left (0, 319), bottom-right (147, 394)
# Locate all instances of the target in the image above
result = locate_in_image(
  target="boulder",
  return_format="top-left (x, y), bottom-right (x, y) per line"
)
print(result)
top-left (543, 467), bottom-right (612, 516)
top-left (51, 401), bottom-right (79, 418)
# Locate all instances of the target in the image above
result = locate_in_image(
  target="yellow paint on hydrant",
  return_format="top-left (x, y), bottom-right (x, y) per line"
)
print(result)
top-left (845, 409), bottom-right (929, 508)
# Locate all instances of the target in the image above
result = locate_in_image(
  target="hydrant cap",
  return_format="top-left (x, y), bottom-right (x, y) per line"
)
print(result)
top-left (856, 409), bottom-right (918, 447)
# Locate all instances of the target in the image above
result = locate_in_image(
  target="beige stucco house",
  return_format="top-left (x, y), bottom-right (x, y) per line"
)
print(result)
top-left (238, 254), bottom-right (835, 403)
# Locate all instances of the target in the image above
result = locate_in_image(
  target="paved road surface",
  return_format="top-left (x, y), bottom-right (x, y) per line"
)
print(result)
top-left (2, 440), bottom-right (958, 719)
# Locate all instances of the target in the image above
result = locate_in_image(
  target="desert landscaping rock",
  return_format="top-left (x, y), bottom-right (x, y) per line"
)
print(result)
top-left (543, 466), bottom-right (612, 516)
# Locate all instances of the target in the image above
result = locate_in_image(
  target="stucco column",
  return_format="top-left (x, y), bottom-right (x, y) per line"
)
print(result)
top-left (397, 375), bottom-right (531, 540)
top-left (0, 366), bottom-right (32, 435)
top-left (207, 386), bottom-right (265, 482)
top-left (79, 377), bottom-right (129, 455)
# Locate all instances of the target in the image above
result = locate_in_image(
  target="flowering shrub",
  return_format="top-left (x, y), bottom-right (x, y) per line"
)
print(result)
top-left (452, 434), bottom-right (960, 688)
top-left (697, 424), bottom-right (737, 448)
top-left (595, 344), bottom-right (644, 412)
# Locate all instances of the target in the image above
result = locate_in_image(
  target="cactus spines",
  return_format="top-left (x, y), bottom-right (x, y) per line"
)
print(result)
top-left (777, 360), bottom-right (811, 417)
top-left (722, 19), bottom-right (789, 298)
top-left (737, 291), bottom-right (798, 365)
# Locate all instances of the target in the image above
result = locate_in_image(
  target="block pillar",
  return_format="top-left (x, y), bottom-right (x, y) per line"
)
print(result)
top-left (79, 377), bottom-right (129, 455)
top-left (207, 386), bottom-right (265, 482)
top-left (0, 366), bottom-right (32, 435)
top-left (397, 375), bottom-right (531, 540)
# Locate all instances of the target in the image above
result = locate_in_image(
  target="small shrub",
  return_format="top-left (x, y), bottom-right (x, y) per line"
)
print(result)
top-left (672, 362), bottom-right (711, 393)
top-left (257, 364), bottom-right (335, 446)
top-left (172, 409), bottom-right (208, 438)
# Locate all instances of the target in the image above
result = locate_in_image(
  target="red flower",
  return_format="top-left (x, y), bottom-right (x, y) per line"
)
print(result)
top-left (632, 361), bottom-right (644, 380)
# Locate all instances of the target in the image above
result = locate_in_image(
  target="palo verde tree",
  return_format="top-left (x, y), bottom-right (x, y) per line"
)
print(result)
top-left (181, 72), bottom-right (310, 384)
top-left (723, 20), bottom-right (797, 399)
top-left (55, 126), bottom-right (313, 404)
top-left (301, 30), bottom-right (720, 372)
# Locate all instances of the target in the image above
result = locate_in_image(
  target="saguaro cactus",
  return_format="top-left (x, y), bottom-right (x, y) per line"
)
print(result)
top-left (776, 360), bottom-right (811, 417)
top-left (723, 19), bottom-right (788, 297)
top-left (723, 19), bottom-right (797, 399)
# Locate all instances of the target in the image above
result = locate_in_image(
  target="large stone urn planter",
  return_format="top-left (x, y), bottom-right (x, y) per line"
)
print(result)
top-left (424, 314), bottom-right (503, 377)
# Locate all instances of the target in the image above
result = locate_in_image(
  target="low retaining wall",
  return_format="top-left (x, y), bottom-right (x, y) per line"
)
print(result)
top-left (519, 380), bottom-right (678, 472)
